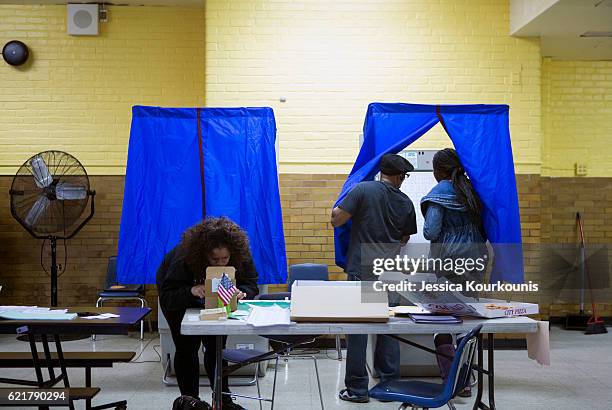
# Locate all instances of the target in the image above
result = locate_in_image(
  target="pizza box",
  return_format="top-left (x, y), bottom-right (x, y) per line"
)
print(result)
top-left (415, 299), bottom-right (539, 318)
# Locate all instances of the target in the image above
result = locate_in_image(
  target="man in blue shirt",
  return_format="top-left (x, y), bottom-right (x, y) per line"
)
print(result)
top-left (331, 153), bottom-right (417, 403)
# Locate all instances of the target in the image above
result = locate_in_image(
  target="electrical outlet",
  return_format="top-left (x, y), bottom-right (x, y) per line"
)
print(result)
top-left (575, 163), bottom-right (588, 176)
top-left (511, 70), bottom-right (521, 86)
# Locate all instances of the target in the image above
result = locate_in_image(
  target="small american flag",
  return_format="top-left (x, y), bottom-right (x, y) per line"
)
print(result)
top-left (217, 273), bottom-right (237, 306)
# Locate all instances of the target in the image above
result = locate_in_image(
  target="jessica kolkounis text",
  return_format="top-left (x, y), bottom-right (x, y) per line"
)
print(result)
top-left (372, 255), bottom-right (488, 276)
top-left (372, 280), bottom-right (540, 293)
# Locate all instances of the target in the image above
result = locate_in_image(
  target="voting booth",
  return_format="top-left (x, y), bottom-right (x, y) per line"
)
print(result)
top-left (119, 106), bottom-right (285, 384)
top-left (345, 103), bottom-right (525, 377)
top-left (335, 103), bottom-right (524, 284)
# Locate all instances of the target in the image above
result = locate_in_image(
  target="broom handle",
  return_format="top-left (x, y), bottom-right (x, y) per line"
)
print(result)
top-left (577, 213), bottom-right (585, 313)
top-left (576, 212), bottom-right (598, 317)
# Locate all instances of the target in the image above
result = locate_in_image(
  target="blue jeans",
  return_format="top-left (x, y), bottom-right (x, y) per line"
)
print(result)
top-left (344, 273), bottom-right (400, 396)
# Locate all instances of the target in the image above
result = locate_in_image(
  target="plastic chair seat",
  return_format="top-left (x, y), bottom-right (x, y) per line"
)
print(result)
top-left (223, 348), bottom-right (269, 363)
top-left (98, 291), bottom-right (142, 298)
top-left (370, 379), bottom-right (446, 407)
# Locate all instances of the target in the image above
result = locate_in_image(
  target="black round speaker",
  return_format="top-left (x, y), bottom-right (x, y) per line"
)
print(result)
top-left (2, 40), bottom-right (29, 66)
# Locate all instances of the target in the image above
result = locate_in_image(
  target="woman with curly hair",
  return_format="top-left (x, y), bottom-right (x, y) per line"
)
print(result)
top-left (157, 217), bottom-right (258, 410)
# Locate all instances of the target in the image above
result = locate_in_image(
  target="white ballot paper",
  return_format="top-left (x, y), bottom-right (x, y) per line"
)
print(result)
top-left (81, 313), bottom-right (120, 320)
top-left (246, 305), bottom-right (290, 327)
top-left (0, 306), bottom-right (76, 320)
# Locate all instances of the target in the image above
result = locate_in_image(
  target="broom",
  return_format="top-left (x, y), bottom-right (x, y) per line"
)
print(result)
top-left (576, 212), bottom-right (607, 335)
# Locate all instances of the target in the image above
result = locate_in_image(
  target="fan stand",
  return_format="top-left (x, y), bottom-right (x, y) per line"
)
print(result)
top-left (17, 236), bottom-right (89, 342)
top-left (50, 236), bottom-right (58, 307)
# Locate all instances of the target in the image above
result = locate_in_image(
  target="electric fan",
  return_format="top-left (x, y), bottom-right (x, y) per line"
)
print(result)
top-left (9, 151), bottom-right (95, 307)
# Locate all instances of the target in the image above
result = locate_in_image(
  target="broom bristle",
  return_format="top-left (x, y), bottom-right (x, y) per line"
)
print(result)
top-left (585, 317), bottom-right (608, 335)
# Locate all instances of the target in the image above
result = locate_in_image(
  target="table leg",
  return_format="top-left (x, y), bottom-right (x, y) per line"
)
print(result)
top-left (54, 335), bottom-right (75, 410)
top-left (28, 333), bottom-right (44, 387)
top-left (472, 334), bottom-right (484, 410)
top-left (214, 335), bottom-right (223, 409)
top-left (487, 334), bottom-right (496, 410)
top-left (29, 333), bottom-right (49, 410)
top-left (472, 333), bottom-right (496, 410)
top-left (86, 367), bottom-right (92, 410)
top-left (53, 335), bottom-right (71, 388)
top-left (41, 334), bottom-right (56, 383)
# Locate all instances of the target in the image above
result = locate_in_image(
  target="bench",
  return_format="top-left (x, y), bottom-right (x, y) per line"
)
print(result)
top-left (0, 351), bottom-right (135, 368)
top-left (0, 351), bottom-right (134, 409)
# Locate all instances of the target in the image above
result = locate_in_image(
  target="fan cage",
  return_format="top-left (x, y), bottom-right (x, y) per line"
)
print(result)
top-left (10, 150), bottom-right (91, 237)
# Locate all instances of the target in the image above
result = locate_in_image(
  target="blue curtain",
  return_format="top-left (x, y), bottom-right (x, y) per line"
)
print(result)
top-left (334, 103), bottom-right (524, 283)
top-left (117, 106), bottom-right (287, 285)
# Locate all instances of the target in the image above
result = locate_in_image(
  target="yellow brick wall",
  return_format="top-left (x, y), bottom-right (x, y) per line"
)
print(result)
top-left (542, 58), bottom-right (612, 177)
top-left (0, 5), bottom-right (204, 175)
top-left (205, 0), bottom-right (542, 174)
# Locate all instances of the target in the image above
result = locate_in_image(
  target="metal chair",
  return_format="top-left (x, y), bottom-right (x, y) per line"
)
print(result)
top-left (288, 263), bottom-right (343, 360)
top-left (368, 325), bottom-right (482, 410)
top-left (260, 292), bottom-right (324, 409)
top-left (93, 256), bottom-right (152, 340)
top-left (223, 292), bottom-right (324, 409)
top-left (222, 348), bottom-right (279, 410)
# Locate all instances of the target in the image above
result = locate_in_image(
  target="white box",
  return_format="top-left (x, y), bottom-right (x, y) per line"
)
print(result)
top-left (290, 280), bottom-right (389, 322)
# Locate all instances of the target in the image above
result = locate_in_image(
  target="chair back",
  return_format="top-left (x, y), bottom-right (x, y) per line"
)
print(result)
top-left (256, 292), bottom-right (291, 301)
top-left (104, 256), bottom-right (144, 291)
top-left (444, 324), bottom-right (482, 399)
top-left (104, 256), bottom-right (118, 288)
top-left (288, 263), bottom-right (329, 290)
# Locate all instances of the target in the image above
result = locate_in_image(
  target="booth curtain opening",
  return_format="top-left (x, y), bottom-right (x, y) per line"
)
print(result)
top-left (334, 103), bottom-right (524, 284)
top-left (117, 106), bottom-right (287, 285)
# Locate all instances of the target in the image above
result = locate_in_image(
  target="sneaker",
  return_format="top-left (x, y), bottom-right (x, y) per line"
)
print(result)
top-left (339, 388), bottom-right (369, 403)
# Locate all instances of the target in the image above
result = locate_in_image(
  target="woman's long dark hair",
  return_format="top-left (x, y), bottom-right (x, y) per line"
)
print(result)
top-left (433, 148), bottom-right (482, 222)
top-left (179, 217), bottom-right (252, 280)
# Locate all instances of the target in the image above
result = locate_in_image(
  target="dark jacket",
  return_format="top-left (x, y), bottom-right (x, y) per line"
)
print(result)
top-left (421, 180), bottom-right (488, 282)
top-left (157, 245), bottom-right (259, 312)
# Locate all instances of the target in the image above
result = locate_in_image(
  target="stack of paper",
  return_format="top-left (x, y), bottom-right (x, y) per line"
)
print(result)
top-left (391, 306), bottom-right (432, 315)
top-left (81, 313), bottom-right (120, 320)
top-left (0, 306), bottom-right (77, 320)
top-left (246, 305), bottom-right (290, 327)
top-left (410, 314), bottom-right (462, 324)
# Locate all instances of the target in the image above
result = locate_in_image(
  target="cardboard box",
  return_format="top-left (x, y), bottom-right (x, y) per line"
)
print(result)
top-left (382, 272), bottom-right (540, 318)
top-left (204, 266), bottom-right (238, 311)
top-left (416, 299), bottom-right (539, 318)
top-left (290, 280), bottom-right (389, 323)
top-left (199, 308), bottom-right (228, 321)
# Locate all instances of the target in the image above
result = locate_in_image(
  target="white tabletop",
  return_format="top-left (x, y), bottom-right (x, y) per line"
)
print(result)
top-left (181, 309), bottom-right (539, 336)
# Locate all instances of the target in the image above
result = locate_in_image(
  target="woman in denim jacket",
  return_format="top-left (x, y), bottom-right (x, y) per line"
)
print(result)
top-left (421, 148), bottom-right (488, 397)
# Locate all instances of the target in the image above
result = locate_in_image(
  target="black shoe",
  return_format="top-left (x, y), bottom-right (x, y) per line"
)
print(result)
top-left (172, 395), bottom-right (211, 410)
top-left (221, 397), bottom-right (247, 410)
top-left (339, 388), bottom-right (369, 403)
